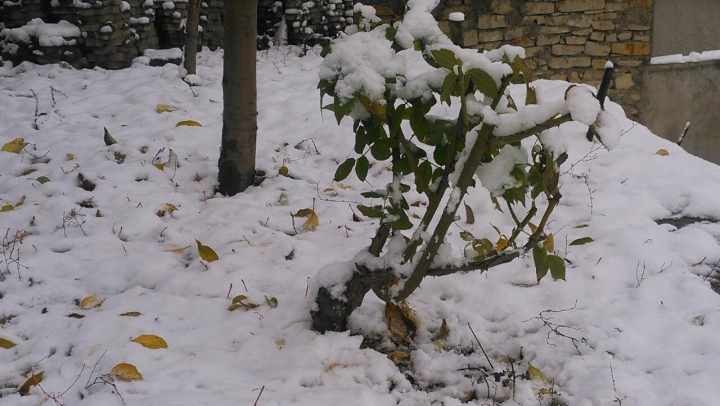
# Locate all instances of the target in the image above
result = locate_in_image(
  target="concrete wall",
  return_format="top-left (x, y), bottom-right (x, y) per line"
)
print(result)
top-left (652, 0), bottom-right (720, 57)
top-left (639, 59), bottom-right (720, 163)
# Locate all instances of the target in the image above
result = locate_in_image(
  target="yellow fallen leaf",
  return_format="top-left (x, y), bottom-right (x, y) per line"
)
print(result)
top-left (336, 183), bottom-right (351, 189)
top-left (228, 295), bottom-right (260, 311)
top-left (119, 311), bottom-right (142, 317)
top-left (66, 153), bottom-right (76, 161)
top-left (278, 166), bottom-right (289, 177)
top-left (399, 300), bottom-right (421, 330)
top-left (80, 296), bottom-right (103, 310)
top-left (22, 168), bottom-right (37, 175)
top-left (0, 205), bottom-right (14, 212)
top-left (163, 247), bottom-right (186, 254)
top-left (153, 163), bottom-right (165, 171)
top-left (156, 104), bottom-right (180, 113)
top-left (176, 120), bottom-right (202, 127)
top-left (265, 296), bottom-right (278, 308)
top-left (0, 337), bottom-right (16, 349)
top-left (156, 203), bottom-right (178, 217)
top-left (385, 301), bottom-right (415, 344)
top-left (527, 363), bottom-right (548, 383)
top-left (110, 363), bottom-right (143, 381)
top-left (656, 149), bottom-right (669, 156)
top-left (2, 138), bottom-right (28, 153)
top-left (275, 338), bottom-right (285, 348)
top-left (195, 240), bottom-right (219, 262)
top-left (325, 362), bottom-right (341, 372)
top-left (14, 195), bottom-right (25, 207)
top-left (131, 334), bottom-right (168, 349)
top-left (19, 371), bottom-right (43, 396)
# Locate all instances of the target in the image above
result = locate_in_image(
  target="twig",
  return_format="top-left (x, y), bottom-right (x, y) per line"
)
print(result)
top-left (468, 323), bottom-right (494, 370)
top-left (677, 121), bottom-right (690, 146)
top-left (252, 385), bottom-right (265, 406)
top-left (522, 301), bottom-right (585, 355)
top-left (635, 260), bottom-right (646, 288)
top-left (609, 360), bottom-right (625, 406)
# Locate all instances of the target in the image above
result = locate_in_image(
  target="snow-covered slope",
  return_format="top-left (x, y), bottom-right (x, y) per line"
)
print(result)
top-left (1, 48), bottom-right (720, 406)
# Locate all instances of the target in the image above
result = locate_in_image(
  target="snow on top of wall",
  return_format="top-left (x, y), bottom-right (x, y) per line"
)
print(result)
top-left (0, 19), bottom-right (81, 47)
top-left (651, 49), bottom-right (720, 65)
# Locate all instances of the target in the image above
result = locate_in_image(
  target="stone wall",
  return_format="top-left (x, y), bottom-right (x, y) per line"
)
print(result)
top-left (258, 0), bottom-right (354, 47)
top-left (434, 0), bottom-right (654, 119)
top-left (0, 0), bottom-right (224, 69)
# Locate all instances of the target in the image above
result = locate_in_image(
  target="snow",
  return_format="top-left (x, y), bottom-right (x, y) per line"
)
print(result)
top-left (1, 43), bottom-right (720, 406)
top-left (565, 85), bottom-right (601, 126)
top-left (475, 144), bottom-right (527, 196)
top-left (650, 49), bottom-right (720, 65)
top-left (448, 12), bottom-right (465, 22)
top-left (0, 19), bottom-right (80, 47)
top-left (318, 28), bottom-right (405, 102)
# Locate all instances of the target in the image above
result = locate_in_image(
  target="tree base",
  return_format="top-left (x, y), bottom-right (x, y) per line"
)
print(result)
top-left (311, 264), bottom-right (395, 333)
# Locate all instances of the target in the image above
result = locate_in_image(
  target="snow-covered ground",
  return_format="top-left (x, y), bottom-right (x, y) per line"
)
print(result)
top-left (1, 47), bottom-right (720, 406)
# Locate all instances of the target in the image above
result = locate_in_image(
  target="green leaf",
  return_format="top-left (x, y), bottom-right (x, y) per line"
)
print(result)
top-left (569, 237), bottom-right (594, 246)
top-left (320, 44), bottom-right (331, 57)
top-left (525, 85), bottom-right (537, 106)
top-left (360, 190), bottom-right (386, 199)
top-left (533, 245), bottom-right (550, 282)
top-left (467, 69), bottom-right (498, 100)
top-left (548, 255), bottom-right (566, 281)
top-left (417, 160), bottom-right (432, 190)
top-left (385, 26), bottom-right (397, 41)
top-left (103, 127), bottom-right (117, 146)
top-left (355, 156), bottom-right (369, 181)
top-left (440, 71), bottom-right (457, 105)
top-left (370, 142), bottom-right (392, 161)
top-left (431, 49), bottom-right (460, 70)
top-left (385, 210), bottom-right (413, 230)
top-left (357, 204), bottom-right (384, 218)
top-left (35, 176), bottom-right (50, 184)
top-left (354, 126), bottom-right (367, 154)
top-left (334, 158), bottom-right (355, 182)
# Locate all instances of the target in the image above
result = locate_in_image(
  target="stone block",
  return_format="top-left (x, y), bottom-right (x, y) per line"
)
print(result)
top-left (612, 42), bottom-right (650, 55)
top-left (549, 56), bottom-right (591, 68)
top-left (552, 44), bottom-right (585, 56)
top-left (538, 34), bottom-right (561, 46)
top-left (539, 26), bottom-right (570, 35)
top-left (462, 30), bottom-right (478, 47)
top-left (614, 73), bottom-right (635, 90)
top-left (478, 14), bottom-right (508, 29)
top-left (489, 0), bottom-right (514, 14)
top-left (522, 2), bottom-right (555, 15)
top-left (590, 31), bottom-right (605, 41)
top-left (504, 27), bottom-right (525, 40)
top-left (565, 35), bottom-right (588, 45)
top-left (567, 14), bottom-right (593, 28)
top-left (478, 30), bottom-right (504, 42)
top-left (558, 0), bottom-right (605, 13)
top-left (591, 20), bottom-right (615, 30)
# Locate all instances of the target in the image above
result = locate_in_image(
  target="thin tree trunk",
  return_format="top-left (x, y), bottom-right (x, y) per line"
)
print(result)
top-left (218, 0), bottom-right (258, 196)
top-left (184, 0), bottom-right (200, 75)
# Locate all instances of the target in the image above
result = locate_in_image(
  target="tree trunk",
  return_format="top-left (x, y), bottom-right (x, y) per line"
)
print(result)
top-left (184, 0), bottom-right (200, 75)
top-left (218, 0), bottom-right (258, 196)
